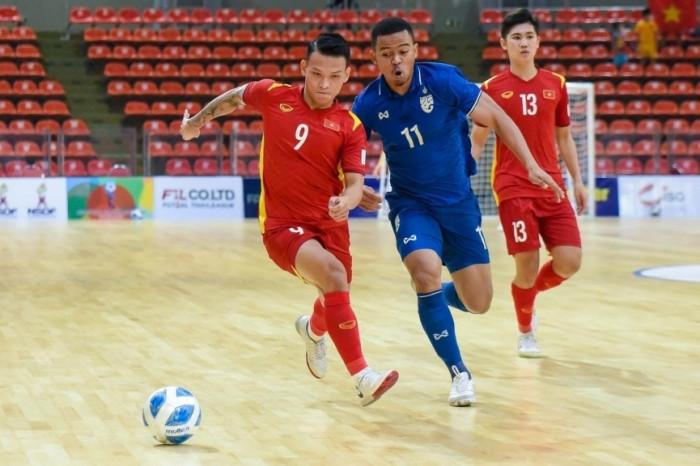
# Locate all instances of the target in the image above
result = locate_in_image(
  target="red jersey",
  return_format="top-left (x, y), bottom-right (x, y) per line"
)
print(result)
top-left (481, 69), bottom-right (570, 203)
top-left (242, 79), bottom-right (367, 233)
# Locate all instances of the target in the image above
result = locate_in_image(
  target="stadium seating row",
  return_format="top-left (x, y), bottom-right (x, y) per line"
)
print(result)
top-left (594, 80), bottom-right (700, 96)
top-left (102, 61), bottom-right (382, 80)
top-left (483, 44), bottom-right (700, 61)
top-left (0, 99), bottom-right (70, 117)
top-left (596, 157), bottom-right (700, 175)
top-left (480, 8), bottom-right (643, 25)
top-left (490, 62), bottom-right (699, 80)
top-left (89, 44), bottom-right (439, 63)
top-left (598, 139), bottom-right (700, 156)
top-left (0, 118), bottom-right (89, 135)
top-left (84, 27), bottom-right (431, 45)
top-left (596, 118), bottom-right (700, 136)
top-left (0, 79), bottom-right (66, 97)
top-left (0, 61), bottom-right (46, 78)
top-left (0, 139), bottom-right (96, 157)
top-left (70, 7), bottom-right (433, 26)
top-left (597, 99), bottom-right (700, 116)
top-left (0, 158), bottom-right (129, 177)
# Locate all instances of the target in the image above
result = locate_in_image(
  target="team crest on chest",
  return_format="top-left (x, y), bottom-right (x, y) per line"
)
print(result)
top-left (420, 94), bottom-right (434, 113)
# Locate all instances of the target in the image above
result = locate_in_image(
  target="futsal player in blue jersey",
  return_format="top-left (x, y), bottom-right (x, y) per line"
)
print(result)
top-left (352, 17), bottom-right (563, 406)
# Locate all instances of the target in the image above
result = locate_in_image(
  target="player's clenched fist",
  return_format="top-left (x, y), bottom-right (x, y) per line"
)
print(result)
top-left (358, 186), bottom-right (383, 212)
top-left (179, 109), bottom-right (201, 141)
top-left (328, 196), bottom-right (350, 221)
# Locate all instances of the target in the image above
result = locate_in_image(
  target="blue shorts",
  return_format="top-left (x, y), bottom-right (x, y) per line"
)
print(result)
top-left (386, 194), bottom-right (490, 273)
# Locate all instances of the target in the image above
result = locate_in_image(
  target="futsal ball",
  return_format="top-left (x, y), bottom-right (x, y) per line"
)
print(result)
top-left (142, 386), bottom-right (202, 444)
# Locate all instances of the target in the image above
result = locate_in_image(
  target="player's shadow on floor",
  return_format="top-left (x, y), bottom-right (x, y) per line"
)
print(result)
top-left (154, 444), bottom-right (220, 453)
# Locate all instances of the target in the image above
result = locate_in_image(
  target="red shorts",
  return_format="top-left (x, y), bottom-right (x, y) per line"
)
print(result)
top-left (262, 222), bottom-right (353, 283)
top-left (498, 197), bottom-right (582, 255)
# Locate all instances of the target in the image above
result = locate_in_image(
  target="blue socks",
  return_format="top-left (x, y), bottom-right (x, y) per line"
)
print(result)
top-left (417, 289), bottom-right (468, 378)
top-left (442, 281), bottom-right (471, 313)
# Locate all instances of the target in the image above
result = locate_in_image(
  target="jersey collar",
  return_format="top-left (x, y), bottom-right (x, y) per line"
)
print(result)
top-left (378, 64), bottom-right (423, 98)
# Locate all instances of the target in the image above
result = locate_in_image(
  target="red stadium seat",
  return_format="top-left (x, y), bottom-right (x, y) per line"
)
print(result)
top-left (149, 141), bottom-right (174, 158)
top-left (104, 62), bottom-right (128, 78)
top-left (567, 63), bottom-right (591, 78)
top-left (161, 45), bottom-right (185, 61)
top-left (124, 101), bottom-right (149, 116)
top-left (151, 101), bottom-right (178, 116)
top-left (191, 8), bottom-right (214, 25)
top-left (652, 100), bottom-right (679, 115)
top-left (215, 9), bottom-right (238, 25)
top-left (143, 119), bottom-right (168, 135)
top-left (258, 29), bottom-right (281, 43)
top-left (194, 158), bottom-right (219, 176)
top-left (646, 63), bottom-right (669, 78)
top-left (16, 44), bottom-right (40, 59)
top-left (165, 158), bottom-right (192, 176)
top-left (213, 46), bottom-right (236, 60)
top-left (63, 118), bottom-right (90, 136)
top-left (689, 140), bottom-right (700, 156)
top-left (288, 46), bottom-right (306, 61)
top-left (257, 63), bottom-right (281, 78)
top-left (542, 63), bottom-right (566, 74)
top-left (112, 45), bottom-right (136, 60)
top-left (615, 157), bottom-right (642, 175)
top-left (679, 101), bottom-right (700, 116)
top-left (235, 159), bottom-right (248, 176)
top-left (659, 46), bottom-right (684, 59)
top-left (595, 119), bottom-right (608, 134)
top-left (223, 120), bottom-right (249, 135)
top-left (8, 119), bottom-right (34, 134)
top-left (561, 28), bottom-right (585, 42)
top-left (670, 63), bottom-right (695, 78)
top-left (418, 45), bottom-right (438, 60)
top-left (43, 100), bottom-right (70, 117)
top-left (211, 81), bottom-right (234, 95)
top-left (187, 45), bottom-right (211, 61)
top-left (312, 10), bottom-right (335, 25)
top-left (410, 9), bottom-right (433, 25)
top-left (94, 7), bottom-right (117, 24)
top-left (39, 80), bottom-right (65, 97)
top-left (644, 158), bottom-right (669, 174)
top-left (619, 63), bottom-right (643, 78)
top-left (180, 63), bottom-right (205, 79)
top-left (660, 140), bottom-right (688, 156)
top-left (592, 63), bottom-right (618, 78)
top-left (633, 139), bottom-right (658, 157)
top-left (3, 159), bottom-right (26, 176)
top-left (88, 159), bottom-right (110, 176)
top-left (539, 29), bottom-right (560, 42)
top-left (36, 118), bottom-right (61, 135)
top-left (673, 158), bottom-right (699, 174)
top-left (66, 141), bottom-right (96, 158)
top-left (20, 61), bottom-right (46, 77)
top-left (231, 63), bottom-right (256, 78)
top-left (133, 80), bottom-right (158, 96)
top-left (482, 47), bottom-right (506, 60)
top-left (70, 7), bottom-right (93, 25)
top-left (596, 157), bottom-right (615, 175)
top-left (555, 9), bottom-right (579, 24)
top-left (13, 79), bottom-right (38, 96)
top-left (617, 80), bottom-right (641, 95)
top-left (201, 140), bottom-right (227, 157)
top-left (642, 80), bottom-right (667, 95)
top-left (33, 160), bottom-right (58, 177)
top-left (281, 29), bottom-right (306, 43)
top-left (63, 159), bottom-right (87, 176)
top-left (88, 45), bottom-right (111, 60)
top-left (109, 164), bottom-right (132, 177)
top-left (12, 26), bottom-right (36, 41)
top-left (558, 45), bottom-right (582, 60)
top-left (108, 28), bottom-right (131, 42)
top-left (668, 80), bottom-right (693, 95)
top-left (166, 8), bottom-right (191, 25)
top-left (175, 141), bottom-right (201, 157)
top-left (287, 9), bottom-right (310, 25)
top-left (232, 140), bottom-right (256, 158)
top-left (263, 9), bottom-right (287, 25)
top-left (587, 28), bottom-right (611, 42)
top-left (238, 46), bottom-right (262, 60)
top-left (336, 9), bottom-right (358, 25)
top-left (479, 9), bottom-right (502, 24)
top-left (84, 28), bottom-right (106, 43)
top-left (636, 119), bottom-right (662, 135)
top-left (0, 98), bottom-right (16, 114)
top-left (0, 61), bottom-right (19, 77)
top-left (232, 29), bottom-right (256, 42)
top-left (117, 8), bottom-right (140, 24)
top-left (239, 9), bottom-right (263, 25)
top-left (605, 140), bottom-right (632, 157)
top-left (598, 100), bottom-right (625, 116)
top-left (664, 118), bottom-right (690, 135)
top-left (579, 9), bottom-right (603, 24)
top-left (15, 140), bottom-right (43, 157)
top-left (625, 100), bottom-right (651, 116)
top-left (282, 63), bottom-right (302, 78)
top-left (131, 61), bottom-right (155, 77)
top-left (208, 28), bottom-right (231, 43)
top-left (583, 45), bottom-right (609, 59)
top-left (17, 99), bottom-right (43, 116)
top-left (609, 119), bottom-right (635, 135)
top-left (594, 80), bottom-right (615, 96)
top-left (203, 63), bottom-right (228, 79)
top-left (182, 29), bottom-right (207, 43)
top-left (185, 81), bottom-right (210, 96)
top-left (138, 45), bottom-right (161, 60)
top-left (0, 140), bottom-right (15, 156)
top-left (21, 164), bottom-right (44, 177)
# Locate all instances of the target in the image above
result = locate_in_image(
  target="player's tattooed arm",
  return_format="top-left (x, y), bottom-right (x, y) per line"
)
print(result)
top-left (180, 84), bottom-right (248, 141)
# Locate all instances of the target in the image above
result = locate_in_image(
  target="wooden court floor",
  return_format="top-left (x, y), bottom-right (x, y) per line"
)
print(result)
top-left (0, 217), bottom-right (698, 465)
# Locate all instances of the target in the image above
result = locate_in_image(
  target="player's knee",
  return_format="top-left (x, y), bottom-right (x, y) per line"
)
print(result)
top-left (321, 259), bottom-right (349, 292)
top-left (467, 288), bottom-right (492, 314)
top-left (556, 251), bottom-right (582, 278)
top-left (411, 268), bottom-right (441, 293)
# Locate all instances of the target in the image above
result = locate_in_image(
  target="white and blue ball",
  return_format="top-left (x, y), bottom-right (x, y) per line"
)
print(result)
top-left (142, 386), bottom-right (201, 444)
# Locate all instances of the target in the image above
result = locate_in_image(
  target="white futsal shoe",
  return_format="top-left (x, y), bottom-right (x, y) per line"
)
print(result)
top-left (518, 331), bottom-right (542, 358)
top-left (354, 367), bottom-right (399, 407)
top-left (295, 315), bottom-right (327, 379)
top-left (448, 371), bottom-right (476, 407)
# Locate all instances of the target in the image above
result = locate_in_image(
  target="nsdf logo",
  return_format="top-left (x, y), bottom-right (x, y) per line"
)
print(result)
top-left (161, 188), bottom-right (236, 208)
top-left (0, 182), bottom-right (18, 217)
top-left (27, 182), bottom-right (57, 217)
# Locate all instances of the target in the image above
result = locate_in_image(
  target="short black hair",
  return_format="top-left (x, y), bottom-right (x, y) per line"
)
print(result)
top-left (371, 17), bottom-right (415, 48)
top-left (307, 32), bottom-right (350, 63)
top-left (501, 8), bottom-right (539, 39)
top-left (642, 7), bottom-right (652, 16)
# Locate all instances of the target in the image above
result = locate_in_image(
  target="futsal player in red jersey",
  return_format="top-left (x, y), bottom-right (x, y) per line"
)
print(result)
top-left (179, 33), bottom-right (398, 406)
top-left (471, 9), bottom-right (586, 357)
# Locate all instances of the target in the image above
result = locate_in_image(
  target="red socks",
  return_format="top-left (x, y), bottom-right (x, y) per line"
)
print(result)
top-left (323, 291), bottom-right (367, 376)
top-left (535, 260), bottom-right (566, 292)
top-left (511, 283), bottom-right (538, 333)
top-left (309, 298), bottom-right (326, 337)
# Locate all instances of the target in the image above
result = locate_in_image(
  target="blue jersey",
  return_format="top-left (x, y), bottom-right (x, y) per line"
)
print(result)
top-left (352, 62), bottom-right (481, 206)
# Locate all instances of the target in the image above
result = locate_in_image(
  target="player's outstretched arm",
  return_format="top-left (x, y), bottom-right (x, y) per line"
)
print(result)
top-left (329, 173), bottom-right (364, 222)
top-left (556, 126), bottom-right (587, 214)
top-left (470, 92), bottom-right (564, 202)
top-left (180, 84), bottom-right (248, 141)
top-left (470, 125), bottom-right (491, 160)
